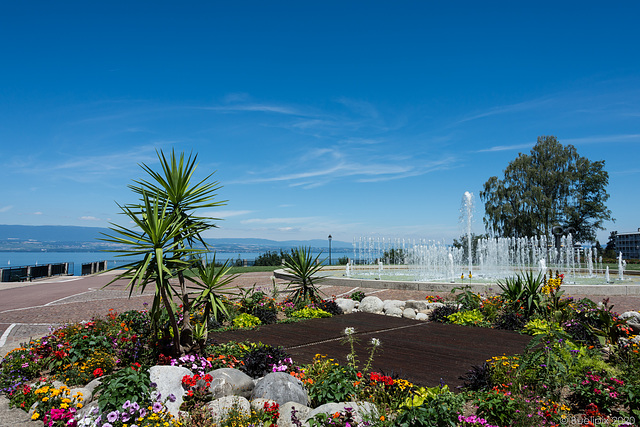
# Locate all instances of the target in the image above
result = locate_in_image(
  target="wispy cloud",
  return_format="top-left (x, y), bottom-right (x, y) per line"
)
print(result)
top-left (0, 205), bottom-right (13, 213)
top-left (563, 134), bottom-right (640, 145)
top-left (79, 216), bottom-right (101, 221)
top-left (452, 97), bottom-right (553, 125)
top-left (207, 210), bottom-right (253, 218)
top-left (476, 134), bottom-right (640, 153)
top-left (232, 145), bottom-right (456, 188)
top-left (476, 142), bottom-right (534, 153)
top-left (241, 216), bottom-right (319, 225)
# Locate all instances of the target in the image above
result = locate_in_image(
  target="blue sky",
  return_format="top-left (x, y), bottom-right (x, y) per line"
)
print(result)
top-left (1, 1), bottom-right (639, 245)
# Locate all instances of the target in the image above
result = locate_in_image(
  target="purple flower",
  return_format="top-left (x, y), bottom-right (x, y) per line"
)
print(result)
top-left (152, 402), bottom-right (163, 413)
top-left (122, 400), bottom-right (131, 410)
top-left (121, 412), bottom-right (131, 422)
top-left (168, 393), bottom-right (176, 402)
top-left (107, 411), bottom-right (119, 423)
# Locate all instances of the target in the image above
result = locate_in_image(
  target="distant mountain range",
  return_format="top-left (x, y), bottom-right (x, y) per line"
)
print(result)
top-left (0, 224), bottom-right (352, 252)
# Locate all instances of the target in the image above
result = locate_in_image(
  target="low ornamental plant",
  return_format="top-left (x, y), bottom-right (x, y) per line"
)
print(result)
top-left (349, 291), bottom-right (367, 302)
top-left (290, 307), bottom-right (332, 319)
top-left (232, 313), bottom-right (262, 328)
top-left (570, 370), bottom-right (627, 415)
top-left (446, 309), bottom-right (489, 327)
top-left (180, 373), bottom-right (213, 412)
top-left (15, 381), bottom-right (85, 424)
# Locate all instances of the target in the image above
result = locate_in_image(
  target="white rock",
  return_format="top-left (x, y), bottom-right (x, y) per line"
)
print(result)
top-left (402, 308), bottom-right (417, 319)
top-left (416, 312), bottom-right (429, 321)
top-left (208, 395), bottom-right (251, 423)
top-left (251, 372), bottom-right (309, 406)
top-left (359, 296), bottom-right (384, 314)
top-left (278, 401), bottom-right (311, 427)
top-left (405, 300), bottom-right (428, 311)
top-left (385, 307), bottom-right (403, 317)
top-left (149, 365), bottom-right (192, 417)
top-left (383, 300), bottom-right (405, 311)
top-left (426, 302), bottom-right (445, 309)
top-left (335, 298), bottom-right (358, 314)
top-left (208, 367), bottom-right (255, 399)
top-left (306, 401), bottom-right (378, 425)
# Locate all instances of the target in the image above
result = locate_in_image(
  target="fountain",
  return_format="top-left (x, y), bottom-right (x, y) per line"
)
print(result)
top-left (339, 191), bottom-right (637, 288)
top-left (461, 191), bottom-right (474, 278)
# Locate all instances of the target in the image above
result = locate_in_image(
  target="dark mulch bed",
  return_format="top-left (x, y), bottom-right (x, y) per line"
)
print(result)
top-left (208, 312), bottom-right (531, 389)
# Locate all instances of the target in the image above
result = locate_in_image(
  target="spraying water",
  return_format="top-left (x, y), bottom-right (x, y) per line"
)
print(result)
top-left (460, 191), bottom-right (474, 278)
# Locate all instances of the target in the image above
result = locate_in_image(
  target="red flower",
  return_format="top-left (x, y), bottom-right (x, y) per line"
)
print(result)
top-left (93, 368), bottom-right (104, 377)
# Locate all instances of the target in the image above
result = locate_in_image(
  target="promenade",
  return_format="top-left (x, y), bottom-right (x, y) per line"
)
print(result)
top-left (2, 270), bottom-right (640, 358)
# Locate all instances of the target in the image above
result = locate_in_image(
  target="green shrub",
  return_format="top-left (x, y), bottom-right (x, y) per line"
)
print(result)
top-left (232, 313), bottom-right (261, 329)
top-left (290, 307), bottom-right (332, 319)
top-left (396, 390), bottom-right (464, 427)
top-left (446, 309), bottom-right (488, 326)
top-left (523, 318), bottom-right (562, 336)
top-left (96, 363), bottom-right (151, 414)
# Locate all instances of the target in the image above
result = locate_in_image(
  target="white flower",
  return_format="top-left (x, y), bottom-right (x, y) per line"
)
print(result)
top-left (344, 327), bottom-right (356, 336)
top-left (370, 338), bottom-right (381, 347)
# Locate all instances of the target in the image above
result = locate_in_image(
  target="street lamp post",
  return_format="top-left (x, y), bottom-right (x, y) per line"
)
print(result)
top-left (328, 235), bottom-right (332, 266)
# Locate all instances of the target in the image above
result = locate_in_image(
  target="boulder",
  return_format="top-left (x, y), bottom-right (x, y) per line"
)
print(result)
top-left (405, 300), bottom-right (428, 311)
top-left (359, 296), bottom-right (384, 314)
top-left (305, 401), bottom-right (378, 425)
top-left (426, 302), bottom-right (445, 310)
top-left (416, 312), bottom-right (429, 321)
top-left (251, 372), bottom-right (309, 406)
top-left (383, 300), bottom-right (405, 312)
top-left (84, 378), bottom-right (102, 395)
top-left (621, 311), bottom-right (640, 334)
top-left (69, 386), bottom-right (92, 405)
top-left (335, 298), bottom-right (358, 314)
top-left (278, 401), bottom-right (311, 427)
top-left (208, 368), bottom-right (255, 399)
top-left (385, 307), bottom-right (403, 317)
top-left (402, 308), bottom-right (417, 319)
top-left (207, 395), bottom-right (251, 423)
top-left (149, 365), bottom-right (192, 417)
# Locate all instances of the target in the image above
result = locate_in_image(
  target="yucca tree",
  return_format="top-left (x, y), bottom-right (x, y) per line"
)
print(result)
top-left (188, 257), bottom-right (237, 344)
top-left (129, 149), bottom-right (225, 348)
top-left (284, 246), bottom-right (326, 305)
top-left (102, 193), bottom-right (203, 354)
top-left (103, 149), bottom-right (225, 355)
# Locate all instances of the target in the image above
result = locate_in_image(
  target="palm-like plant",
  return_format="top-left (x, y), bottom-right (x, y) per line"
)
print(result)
top-left (102, 149), bottom-right (225, 355)
top-left (101, 193), bottom-right (202, 354)
top-left (284, 246), bottom-right (326, 305)
top-left (188, 257), bottom-right (237, 343)
top-left (130, 149), bottom-right (225, 347)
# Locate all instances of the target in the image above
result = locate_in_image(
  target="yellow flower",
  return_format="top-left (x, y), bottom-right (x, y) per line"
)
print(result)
top-left (42, 397), bottom-right (49, 402)
top-left (32, 412), bottom-right (40, 420)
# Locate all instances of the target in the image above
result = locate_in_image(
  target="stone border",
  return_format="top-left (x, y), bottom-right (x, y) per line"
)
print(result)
top-left (274, 269), bottom-right (640, 296)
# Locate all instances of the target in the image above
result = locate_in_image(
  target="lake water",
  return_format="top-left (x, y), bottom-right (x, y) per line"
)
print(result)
top-left (0, 251), bottom-right (266, 276)
top-left (0, 250), bottom-right (337, 276)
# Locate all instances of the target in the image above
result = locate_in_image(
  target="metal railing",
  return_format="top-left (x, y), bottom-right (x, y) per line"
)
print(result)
top-left (0, 262), bottom-right (72, 282)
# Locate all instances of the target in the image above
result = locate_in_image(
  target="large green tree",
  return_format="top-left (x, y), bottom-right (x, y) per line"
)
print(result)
top-left (480, 136), bottom-right (612, 243)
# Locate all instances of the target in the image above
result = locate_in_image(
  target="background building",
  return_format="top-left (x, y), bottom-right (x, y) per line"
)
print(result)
top-left (616, 229), bottom-right (640, 259)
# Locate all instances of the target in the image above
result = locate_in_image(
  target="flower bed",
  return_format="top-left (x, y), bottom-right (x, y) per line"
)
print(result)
top-left (2, 274), bottom-right (640, 426)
